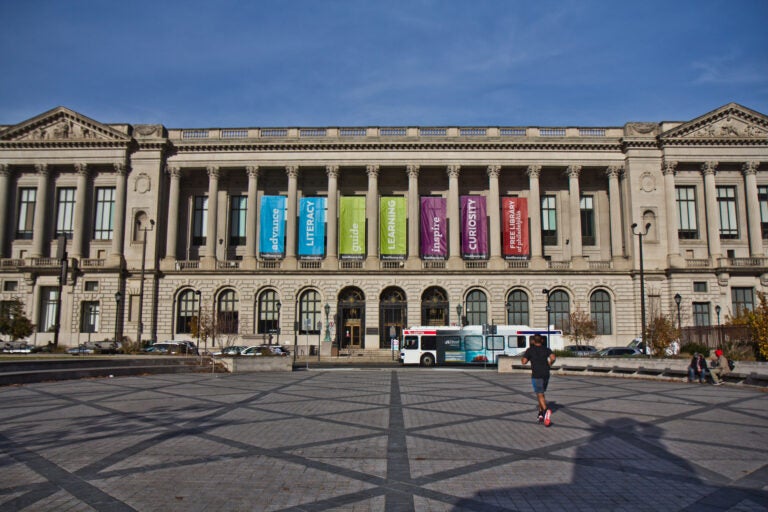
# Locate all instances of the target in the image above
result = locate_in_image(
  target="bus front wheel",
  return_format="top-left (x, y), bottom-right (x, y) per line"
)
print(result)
top-left (421, 354), bottom-right (435, 367)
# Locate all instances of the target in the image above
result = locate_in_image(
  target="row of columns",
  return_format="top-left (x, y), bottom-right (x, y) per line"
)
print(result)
top-left (662, 160), bottom-right (764, 263)
top-left (164, 163), bottom-right (627, 268)
top-left (0, 163), bottom-right (127, 261)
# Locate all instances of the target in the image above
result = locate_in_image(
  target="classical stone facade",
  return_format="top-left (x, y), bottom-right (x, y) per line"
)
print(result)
top-left (0, 104), bottom-right (767, 352)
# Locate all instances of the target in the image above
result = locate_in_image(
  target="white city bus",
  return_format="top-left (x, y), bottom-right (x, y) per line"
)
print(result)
top-left (399, 325), bottom-right (564, 367)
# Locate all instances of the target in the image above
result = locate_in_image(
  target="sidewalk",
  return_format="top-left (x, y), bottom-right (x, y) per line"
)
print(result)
top-left (1, 369), bottom-right (766, 511)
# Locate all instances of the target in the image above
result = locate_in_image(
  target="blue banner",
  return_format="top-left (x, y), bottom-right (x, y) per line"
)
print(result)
top-left (259, 195), bottom-right (286, 259)
top-left (298, 197), bottom-right (326, 259)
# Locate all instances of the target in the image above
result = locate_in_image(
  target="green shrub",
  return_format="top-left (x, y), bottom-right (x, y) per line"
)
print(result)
top-left (680, 342), bottom-right (709, 355)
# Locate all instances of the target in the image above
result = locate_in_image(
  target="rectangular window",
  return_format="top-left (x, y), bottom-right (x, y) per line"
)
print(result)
top-left (16, 188), bottom-right (37, 240)
top-left (3, 281), bottom-right (18, 292)
top-left (84, 281), bottom-right (99, 292)
top-left (55, 188), bottom-right (76, 239)
top-left (229, 195), bottom-right (247, 246)
top-left (193, 196), bottom-right (208, 246)
top-left (541, 195), bottom-right (557, 245)
top-left (676, 186), bottom-right (698, 239)
top-left (693, 282), bottom-right (708, 293)
top-left (717, 186), bottom-right (738, 239)
top-left (692, 302), bottom-right (711, 327)
top-left (580, 195), bottom-right (595, 246)
top-left (93, 187), bottom-right (115, 240)
top-left (731, 287), bottom-right (755, 315)
top-left (80, 301), bottom-right (100, 333)
top-left (38, 286), bottom-right (58, 332)
top-left (759, 186), bottom-right (768, 239)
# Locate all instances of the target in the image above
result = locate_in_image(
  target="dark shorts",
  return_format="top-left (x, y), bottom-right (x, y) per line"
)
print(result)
top-left (531, 377), bottom-right (549, 394)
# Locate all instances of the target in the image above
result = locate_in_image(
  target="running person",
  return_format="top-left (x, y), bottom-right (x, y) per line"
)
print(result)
top-left (521, 334), bottom-right (556, 426)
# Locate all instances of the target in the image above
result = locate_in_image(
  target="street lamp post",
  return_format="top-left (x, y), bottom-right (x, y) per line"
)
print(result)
top-left (324, 303), bottom-right (331, 342)
top-left (715, 304), bottom-right (722, 347)
top-left (505, 301), bottom-right (512, 325)
top-left (674, 293), bottom-right (682, 331)
top-left (137, 219), bottom-right (155, 348)
top-left (456, 304), bottom-right (463, 327)
top-left (632, 222), bottom-right (651, 356)
top-left (276, 300), bottom-right (282, 347)
top-left (542, 289), bottom-right (551, 329)
top-left (114, 291), bottom-right (122, 343)
top-left (194, 290), bottom-right (202, 355)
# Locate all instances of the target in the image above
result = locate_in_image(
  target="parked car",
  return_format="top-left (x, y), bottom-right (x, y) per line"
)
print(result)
top-left (241, 345), bottom-right (290, 357)
top-left (213, 345), bottom-right (248, 356)
top-left (564, 345), bottom-right (598, 356)
top-left (67, 345), bottom-right (95, 355)
top-left (596, 347), bottom-right (643, 357)
top-left (2, 342), bottom-right (35, 353)
top-left (142, 340), bottom-right (199, 355)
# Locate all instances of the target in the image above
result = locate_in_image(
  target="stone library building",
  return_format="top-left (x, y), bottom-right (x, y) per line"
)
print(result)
top-left (0, 103), bottom-right (766, 354)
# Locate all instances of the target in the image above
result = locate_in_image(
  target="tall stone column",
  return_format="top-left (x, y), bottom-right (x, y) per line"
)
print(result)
top-left (607, 165), bottom-right (627, 263)
top-left (284, 165), bottom-right (299, 267)
top-left (406, 164), bottom-right (420, 269)
top-left (70, 163), bottom-right (89, 260)
top-left (244, 165), bottom-right (259, 268)
top-left (661, 161), bottom-right (684, 267)
top-left (527, 165), bottom-right (545, 268)
top-left (743, 161), bottom-right (763, 257)
top-left (163, 166), bottom-right (181, 263)
top-left (447, 164), bottom-right (461, 267)
top-left (702, 161), bottom-right (721, 262)
top-left (567, 165), bottom-right (586, 268)
top-left (31, 164), bottom-right (50, 258)
top-left (366, 164), bottom-right (380, 269)
top-left (325, 165), bottom-right (339, 266)
top-left (0, 165), bottom-right (9, 258)
top-left (110, 163), bottom-right (128, 265)
top-left (487, 165), bottom-right (503, 268)
top-left (202, 166), bottom-right (220, 267)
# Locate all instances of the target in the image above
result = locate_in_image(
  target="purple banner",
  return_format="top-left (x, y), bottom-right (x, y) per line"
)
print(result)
top-left (420, 197), bottom-right (447, 260)
top-left (461, 195), bottom-right (488, 259)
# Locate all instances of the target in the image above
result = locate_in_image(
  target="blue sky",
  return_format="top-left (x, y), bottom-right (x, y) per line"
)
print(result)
top-left (1, 0), bottom-right (767, 128)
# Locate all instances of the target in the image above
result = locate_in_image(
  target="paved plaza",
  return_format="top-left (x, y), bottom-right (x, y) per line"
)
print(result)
top-left (0, 369), bottom-right (766, 512)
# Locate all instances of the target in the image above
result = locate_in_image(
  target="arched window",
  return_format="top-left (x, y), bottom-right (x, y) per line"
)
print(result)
top-left (299, 290), bottom-right (321, 334)
top-left (465, 289), bottom-right (488, 325)
top-left (257, 290), bottom-right (280, 334)
top-left (421, 287), bottom-right (449, 326)
top-left (176, 289), bottom-right (199, 334)
top-left (506, 290), bottom-right (529, 325)
top-left (550, 290), bottom-right (570, 332)
top-left (217, 289), bottom-right (239, 334)
top-left (380, 287), bottom-right (407, 348)
top-left (590, 290), bottom-right (612, 335)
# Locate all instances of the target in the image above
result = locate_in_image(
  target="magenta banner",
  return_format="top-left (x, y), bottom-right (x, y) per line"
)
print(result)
top-left (461, 195), bottom-right (488, 259)
top-left (420, 197), bottom-right (447, 260)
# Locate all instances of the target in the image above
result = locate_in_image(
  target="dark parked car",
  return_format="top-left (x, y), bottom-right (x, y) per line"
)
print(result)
top-left (596, 347), bottom-right (642, 357)
top-left (564, 345), bottom-right (598, 356)
top-left (142, 340), bottom-right (198, 355)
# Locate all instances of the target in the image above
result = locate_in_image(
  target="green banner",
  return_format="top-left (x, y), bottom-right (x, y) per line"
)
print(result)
top-left (339, 196), bottom-right (366, 259)
top-left (379, 196), bottom-right (406, 260)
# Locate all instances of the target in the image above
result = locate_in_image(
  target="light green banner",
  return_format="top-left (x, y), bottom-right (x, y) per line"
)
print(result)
top-left (339, 196), bottom-right (366, 259)
top-left (379, 196), bottom-right (406, 260)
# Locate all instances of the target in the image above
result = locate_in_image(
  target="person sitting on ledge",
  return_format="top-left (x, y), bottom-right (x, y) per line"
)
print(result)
top-left (687, 352), bottom-right (709, 383)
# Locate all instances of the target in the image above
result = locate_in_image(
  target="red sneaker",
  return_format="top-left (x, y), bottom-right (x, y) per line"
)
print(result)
top-left (544, 409), bottom-right (552, 427)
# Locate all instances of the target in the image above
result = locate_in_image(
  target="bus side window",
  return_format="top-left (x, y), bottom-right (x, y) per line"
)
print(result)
top-left (464, 335), bottom-right (483, 351)
top-left (510, 335), bottom-right (526, 348)
top-left (421, 336), bottom-right (437, 351)
top-left (487, 335), bottom-right (504, 350)
top-left (404, 336), bottom-right (419, 350)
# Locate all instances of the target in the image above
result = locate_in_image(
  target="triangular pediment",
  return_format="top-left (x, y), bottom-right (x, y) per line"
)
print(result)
top-left (0, 106), bottom-right (131, 143)
top-left (661, 103), bottom-right (768, 141)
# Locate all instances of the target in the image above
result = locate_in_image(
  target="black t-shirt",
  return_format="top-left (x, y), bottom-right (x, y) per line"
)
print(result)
top-left (523, 345), bottom-right (553, 378)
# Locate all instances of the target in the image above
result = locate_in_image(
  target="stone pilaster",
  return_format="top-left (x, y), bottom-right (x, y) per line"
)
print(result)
top-left (202, 166), bottom-right (220, 269)
top-left (365, 164), bottom-right (380, 269)
top-left (0, 164), bottom-right (9, 258)
top-left (406, 164), bottom-right (421, 269)
top-left (325, 165), bottom-right (339, 267)
top-left (743, 161), bottom-right (763, 257)
top-left (109, 163), bottom-right (128, 267)
top-left (284, 165), bottom-right (299, 268)
top-left (701, 161), bottom-right (721, 262)
top-left (487, 165), bottom-right (504, 269)
top-left (31, 164), bottom-right (50, 258)
top-left (526, 165), bottom-right (545, 269)
top-left (447, 164), bottom-right (462, 268)
top-left (567, 165), bottom-right (587, 269)
top-left (243, 165), bottom-right (259, 268)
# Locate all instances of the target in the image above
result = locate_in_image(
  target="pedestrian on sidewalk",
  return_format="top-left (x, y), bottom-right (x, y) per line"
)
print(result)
top-left (709, 349), bottom-right (730, 385)
top-left (521, 334), bottom-right (556, 426)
